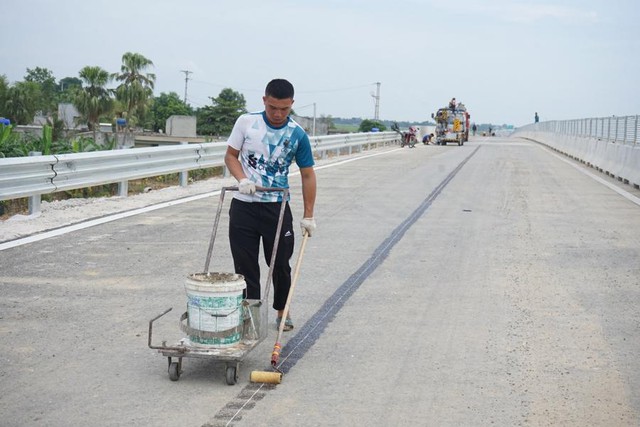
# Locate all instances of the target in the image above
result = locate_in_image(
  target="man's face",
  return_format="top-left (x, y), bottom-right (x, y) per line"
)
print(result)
top-left (263, 95), bottom-right (293, 127)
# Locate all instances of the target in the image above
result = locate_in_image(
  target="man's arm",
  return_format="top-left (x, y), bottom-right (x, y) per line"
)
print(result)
top-left (224, 147), bottom-right (246, 181)
top-left (299, 166), bottom-right (316, 218)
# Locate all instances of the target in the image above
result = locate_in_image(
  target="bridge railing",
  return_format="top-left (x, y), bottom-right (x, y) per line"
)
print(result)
top-left (513, 115), bottom-right (640, 188)
top-left (0, 131), bottom-right (399, 212)
top-left (515, 115), bottom-right (639, 145)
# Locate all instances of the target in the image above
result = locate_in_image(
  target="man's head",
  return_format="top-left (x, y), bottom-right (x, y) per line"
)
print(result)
top-left (265, 79), bottom-right (294, 99)
top-left (263, 79), bottom-right (295, 127)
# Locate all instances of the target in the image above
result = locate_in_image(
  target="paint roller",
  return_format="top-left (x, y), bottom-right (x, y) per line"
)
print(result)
top-left (250, 230), bottom-right (310, 384)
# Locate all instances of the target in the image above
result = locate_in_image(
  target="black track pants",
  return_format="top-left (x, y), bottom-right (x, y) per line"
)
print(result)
top-left (229, 199), bottom-right (294, 310)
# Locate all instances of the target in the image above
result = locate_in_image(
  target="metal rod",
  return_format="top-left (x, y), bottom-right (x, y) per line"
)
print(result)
top-left (262, 188), bottom-right (289, 303)
top-left (148, 307), bottom-right (172, 349)
top-left (203, 187), bottom-right (230, 273)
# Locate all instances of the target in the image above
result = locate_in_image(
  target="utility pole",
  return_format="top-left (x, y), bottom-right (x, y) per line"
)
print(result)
top-left (181, 70), bottom-right (192, 104)
top-left (371, 82), bottom-right (381, 120)
top-left (312, 102), bottom-right (316, 136)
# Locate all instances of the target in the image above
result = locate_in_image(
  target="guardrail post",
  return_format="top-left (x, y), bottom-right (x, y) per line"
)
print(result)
top-left (600, 117), bottom-right (604, 139)
top-left (117, 146), bottom-right (128, 197)
top-left (28, 151), bottom-right (42, 215)
top-left (179, 141), bottom-right (189, 187)
top-left (117, 180), bottom-right (128, 197)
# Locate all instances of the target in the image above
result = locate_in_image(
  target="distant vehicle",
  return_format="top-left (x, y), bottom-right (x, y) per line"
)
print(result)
top-left (431, 104), bottom-right (470, 146)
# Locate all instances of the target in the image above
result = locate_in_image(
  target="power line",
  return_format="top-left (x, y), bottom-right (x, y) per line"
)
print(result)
top-left (297, 83), bottom-right (374, 94)
top-left (189, 79), bottom-right (375, 95)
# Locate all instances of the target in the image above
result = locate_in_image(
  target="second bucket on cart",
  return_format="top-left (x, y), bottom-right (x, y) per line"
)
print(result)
top-left (184, 272), bottom-right (246, 347)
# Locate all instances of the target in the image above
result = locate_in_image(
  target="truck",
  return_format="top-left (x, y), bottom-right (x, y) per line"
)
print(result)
top-left (431, 104), bottom-right (470, 146)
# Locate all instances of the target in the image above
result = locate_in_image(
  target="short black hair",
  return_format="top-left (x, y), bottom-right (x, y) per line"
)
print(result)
top-left (265, 79), bottom-right (294, 99)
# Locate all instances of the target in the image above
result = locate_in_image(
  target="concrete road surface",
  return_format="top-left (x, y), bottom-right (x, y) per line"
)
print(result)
top-left (1, 137), bottom-right (639, 427)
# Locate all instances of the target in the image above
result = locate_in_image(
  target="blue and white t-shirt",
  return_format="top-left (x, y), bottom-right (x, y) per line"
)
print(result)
top-left (228, 111), bottom-right (315, 202)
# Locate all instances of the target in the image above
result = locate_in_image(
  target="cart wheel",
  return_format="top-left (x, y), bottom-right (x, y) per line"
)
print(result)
top-left (225, 365), bottom-right (238, 385)
top-left (169, 362), bottom-right (181, 381)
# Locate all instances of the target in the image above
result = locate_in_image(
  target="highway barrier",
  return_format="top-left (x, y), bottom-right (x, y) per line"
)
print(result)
top-left (0, 131), bottom-right (399, 214)
top-left (513, 115), bottom-right (640, 188)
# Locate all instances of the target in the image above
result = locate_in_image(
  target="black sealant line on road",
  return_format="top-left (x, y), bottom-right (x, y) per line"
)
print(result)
top-left (210, 146), bottom-right (481, 427)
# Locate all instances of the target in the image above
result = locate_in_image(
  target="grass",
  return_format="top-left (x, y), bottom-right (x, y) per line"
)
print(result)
top-left (332, 124), bottom-right (359, 133)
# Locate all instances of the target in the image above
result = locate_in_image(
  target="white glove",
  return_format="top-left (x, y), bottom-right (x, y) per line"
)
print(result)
top-left (300, 217), bottom-right (316, 237)
top-left (238, 178), bottom-right (256, 195)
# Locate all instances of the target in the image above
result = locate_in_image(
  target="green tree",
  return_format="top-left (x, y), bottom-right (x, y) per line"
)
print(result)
top-left (113, 52), bottom-right (156, 128)
top-left (320, 114), bottom-right (336, 131)
top-left (149, 92), bottom-right (193, 132)
top-left (0, 123), bottom-right (21, 157)
top-left (57, 76), bottom-right (83, 103)
top-left (0, 75), bottom-right (9, 115)
top-left (5, 81), bottom-right (41, 124)
top-left (24, 67), bottom-right (57, 115)
top-left (74, 66), bottom-right (113, 140)
top-left (358, 119), bottom-right (386, 132)
top-left (197, 88), bottom-right (247, 136)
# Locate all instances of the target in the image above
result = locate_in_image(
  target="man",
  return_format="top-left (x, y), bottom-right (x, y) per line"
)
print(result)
top-left (535, 112), bottom-right (539, 123)
top-left (224, 78), bottom-right (317, 332)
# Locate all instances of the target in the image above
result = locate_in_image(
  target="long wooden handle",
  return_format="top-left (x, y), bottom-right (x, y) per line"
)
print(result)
top-left (271, 231), bottom-right (310, 366)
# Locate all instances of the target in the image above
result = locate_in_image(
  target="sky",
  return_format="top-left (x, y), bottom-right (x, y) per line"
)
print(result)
top-left (2, 0), bottom-right (639, 127)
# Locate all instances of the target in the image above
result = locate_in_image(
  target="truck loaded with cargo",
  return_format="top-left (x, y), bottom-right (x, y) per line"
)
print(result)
top-left (432, 100), bottom-right (470, 146)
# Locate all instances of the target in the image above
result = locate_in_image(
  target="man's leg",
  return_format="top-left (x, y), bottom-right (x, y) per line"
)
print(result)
top-left (260, 202), bottom-right (294, 312)
top-left (229, 199), bottom-right (262, 300)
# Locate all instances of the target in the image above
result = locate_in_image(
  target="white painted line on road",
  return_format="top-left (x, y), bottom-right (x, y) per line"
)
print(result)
top-left (313, 148), bottom-right (402, 171)
top-left (0, 192), bottom-right (218, 251)
top-left (1, 149), bottom-right (402, 251)
top-left (542, 147), bottom-right (640, 207)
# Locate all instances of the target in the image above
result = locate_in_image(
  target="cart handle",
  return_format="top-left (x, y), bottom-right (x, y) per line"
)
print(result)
top-left (203, 186), bottom-right (289, 274)
top-left (148, 307), bottom-right (185, 352)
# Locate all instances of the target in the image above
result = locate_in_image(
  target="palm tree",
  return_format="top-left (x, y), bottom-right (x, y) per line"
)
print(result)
top-left (113, 52), bottom-right (156, 128)
top-left (74, 66), bottom-right (113, 142)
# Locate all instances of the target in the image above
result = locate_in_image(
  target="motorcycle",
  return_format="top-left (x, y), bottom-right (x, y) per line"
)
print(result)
top-left (391, 122), bottom-right (417, 148)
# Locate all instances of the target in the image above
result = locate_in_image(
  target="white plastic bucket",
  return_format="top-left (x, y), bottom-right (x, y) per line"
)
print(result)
top-left (184, 272), bottom-right (246, 347)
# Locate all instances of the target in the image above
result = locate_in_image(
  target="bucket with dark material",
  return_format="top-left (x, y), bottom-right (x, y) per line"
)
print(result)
top-left (184, 272), bottom-right (246, 347)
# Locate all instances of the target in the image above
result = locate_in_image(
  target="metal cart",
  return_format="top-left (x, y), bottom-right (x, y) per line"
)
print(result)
top-left (148, 186), bottom-right (288, 385)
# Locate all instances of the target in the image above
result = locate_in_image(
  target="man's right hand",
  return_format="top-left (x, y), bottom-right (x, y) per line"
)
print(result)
top-left (300, 217), bottom-right (316, 237)
top-left (238, 178), bottom-right (256, 195)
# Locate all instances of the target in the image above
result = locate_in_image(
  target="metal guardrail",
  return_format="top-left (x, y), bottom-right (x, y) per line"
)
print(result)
top-left (0, 131), bottom-right (399, 208)
top-left (514, 115), bottom-right (639, 145)
top-left (512, 114), bottom-right (640, 189)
